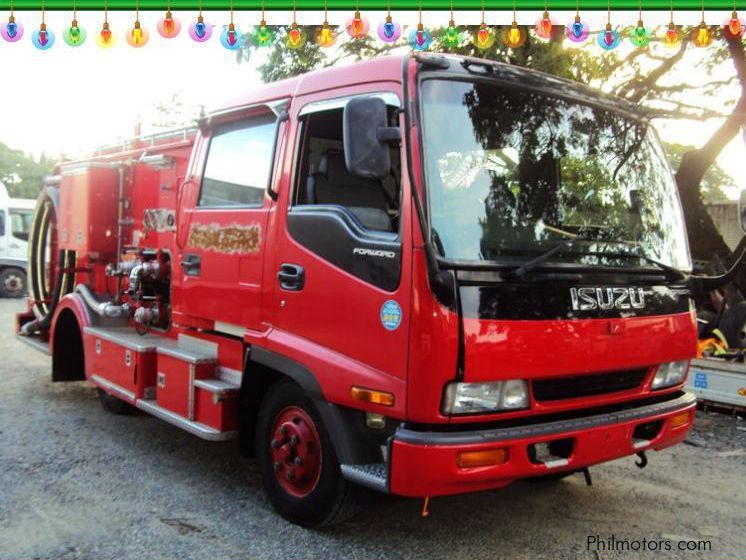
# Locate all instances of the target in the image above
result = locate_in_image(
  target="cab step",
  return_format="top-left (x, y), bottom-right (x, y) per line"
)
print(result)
top-left (340, 463), bottom-right (389, 493)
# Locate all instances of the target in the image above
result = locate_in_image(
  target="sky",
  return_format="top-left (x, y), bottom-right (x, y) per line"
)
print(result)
top-left (0, 9), bottom-right (743, 197)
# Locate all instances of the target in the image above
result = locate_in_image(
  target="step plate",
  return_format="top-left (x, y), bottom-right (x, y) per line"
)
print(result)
top-left (136, 399), bottom-right (237, 441)
top-left (340, 463), bottom-right (389, 493)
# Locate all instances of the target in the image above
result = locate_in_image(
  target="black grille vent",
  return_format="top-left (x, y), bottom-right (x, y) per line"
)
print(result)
top-left (532, 369), bottom-right (648, 401)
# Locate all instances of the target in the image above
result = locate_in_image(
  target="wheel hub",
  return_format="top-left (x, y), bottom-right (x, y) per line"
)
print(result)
top-left (4, 274), bottom-right (22, 293)
top-left (270, 406), bottom-right (322, 497)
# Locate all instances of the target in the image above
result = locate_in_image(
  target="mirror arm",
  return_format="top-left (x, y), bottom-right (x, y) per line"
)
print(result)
top-left (377, 127), bottom-right (402, 144)
top-left (688, 240), bottom-right (746, 295)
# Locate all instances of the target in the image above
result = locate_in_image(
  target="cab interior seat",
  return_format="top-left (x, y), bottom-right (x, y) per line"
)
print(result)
top-left (306, 151), bottom-right (394, 232)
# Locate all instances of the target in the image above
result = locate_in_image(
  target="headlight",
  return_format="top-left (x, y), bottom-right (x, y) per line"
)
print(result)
top-left (442, 380), bottom-right (529, 414)
top-left (651, 361), bottom-right (689, 389)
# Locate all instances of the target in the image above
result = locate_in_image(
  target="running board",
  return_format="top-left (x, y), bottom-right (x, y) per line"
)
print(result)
top-left (340, 463), bottom-right (389, 493)
top-left (15, 334), bottom-right (50, 355)
top-left (136, 399), bottom-right (238, 442)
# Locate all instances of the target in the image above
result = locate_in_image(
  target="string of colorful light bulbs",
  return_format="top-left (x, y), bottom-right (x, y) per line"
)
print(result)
top-left (1, 0), bottom-right (743, 50)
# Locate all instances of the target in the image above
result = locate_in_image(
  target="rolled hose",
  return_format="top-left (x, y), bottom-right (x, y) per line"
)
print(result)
top-left (26, 186), bottom-right (76, 333)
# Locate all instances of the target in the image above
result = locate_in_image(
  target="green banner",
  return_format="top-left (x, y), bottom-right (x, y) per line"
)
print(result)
top-left (0, 1), bottom-right (738, 10)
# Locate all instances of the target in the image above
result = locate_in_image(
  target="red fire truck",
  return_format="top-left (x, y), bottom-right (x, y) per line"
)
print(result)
top-left (18, 53), bottom-right (710, 527)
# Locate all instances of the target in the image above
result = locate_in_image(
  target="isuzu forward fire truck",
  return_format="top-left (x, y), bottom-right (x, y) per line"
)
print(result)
top-left (18, 53), bottom-right (705, 527)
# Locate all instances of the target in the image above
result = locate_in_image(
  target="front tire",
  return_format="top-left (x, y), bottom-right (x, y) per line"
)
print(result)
top-left (256, 380), bottom-right (357, 528)
top-left (0, 268), bottom-right (27, 298)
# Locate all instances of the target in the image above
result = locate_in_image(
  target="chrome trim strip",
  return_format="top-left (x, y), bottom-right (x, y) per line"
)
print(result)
top-left (83, 327), bottom-right (162, 353)
top-left (298, 92), bottom-right (401, 117)
top-left (135, 399), bottom-right (237, 441)
top-left (217, 367), bottom-right (242, 387)
top-left (395, 391), bottom-right (697, 446)
top-left (177, 333), bottom-right (218, 358)
top-left (90, 374), bottom-right (136, 403)
top-left (213, 321), bottom-right (246, 338)
top-left (188, 364), bottom-right (195, 421)
top-left (156, 345), bottom-right (215, 364)
top-left (194, 379), bottom-right (240, 393)
top-left (15, 334), bottom-right (50, 355)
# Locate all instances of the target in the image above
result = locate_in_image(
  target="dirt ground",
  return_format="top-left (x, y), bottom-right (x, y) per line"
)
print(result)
top-left (1, 299), bottom-right (745, 560)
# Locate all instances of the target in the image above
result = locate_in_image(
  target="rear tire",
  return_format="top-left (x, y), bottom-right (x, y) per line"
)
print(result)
top-left (0, 268), bottom-right (27, 298)
top-left (256, 380), bottom-right (358, 528)
top-left (97, 388), bottom-right (136, 415)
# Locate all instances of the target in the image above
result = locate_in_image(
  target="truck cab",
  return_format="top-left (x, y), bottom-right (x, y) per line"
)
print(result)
top-left (17, 54), bottom-right (698, 528)
top-left (0, 182), bottom-right (34, 298)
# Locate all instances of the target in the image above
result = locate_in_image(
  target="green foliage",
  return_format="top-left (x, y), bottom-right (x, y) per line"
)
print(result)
top-left (0, 143), bottom-right (52, 199)
top-left (431, 25), bottom-right (608, 86)
top-left (240, 26), bottom-right (328, 83)
top-left (239, 26), bottom-right (397, 83)
top-left (664, 142), bottom-right (735, 202)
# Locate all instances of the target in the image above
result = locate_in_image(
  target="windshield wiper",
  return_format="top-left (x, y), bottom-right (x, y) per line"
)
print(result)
top-left (584, 251), bottom-right (687, 282)
top-left (501, 238), bottom-right (577, 280)
top-left (501, 241), bottom-right (688, 282)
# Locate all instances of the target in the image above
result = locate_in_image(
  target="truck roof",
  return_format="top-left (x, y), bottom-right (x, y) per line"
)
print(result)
top-left (5, 198), bottom-right (36, 210)
top-left (211, 53), bottom-right (643, 122)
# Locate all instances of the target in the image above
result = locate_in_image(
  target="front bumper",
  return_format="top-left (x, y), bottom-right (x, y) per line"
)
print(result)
top-left (348, 391), bottom-right (696, 497)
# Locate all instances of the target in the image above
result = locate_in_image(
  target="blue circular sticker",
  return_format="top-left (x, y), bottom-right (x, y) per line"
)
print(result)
top-left (380, 300), bottom-right (402, 331)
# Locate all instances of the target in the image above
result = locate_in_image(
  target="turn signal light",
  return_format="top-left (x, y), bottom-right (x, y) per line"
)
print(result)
top-left (351, 386), bottom-right (395, 407)
top-left (456, 448), bottom-right (508, 468)
top-left (670, 411), bottom-right (691, 428)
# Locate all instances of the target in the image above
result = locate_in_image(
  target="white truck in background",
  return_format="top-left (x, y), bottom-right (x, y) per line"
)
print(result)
top-left (0, 182), bottom-right (35, 298)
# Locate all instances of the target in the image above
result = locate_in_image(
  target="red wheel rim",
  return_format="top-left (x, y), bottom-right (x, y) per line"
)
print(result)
top-left (269, 406), bottom-right (323, 498)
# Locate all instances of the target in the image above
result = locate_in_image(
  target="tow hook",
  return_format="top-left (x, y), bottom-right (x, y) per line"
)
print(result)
top-left (421, 496), bottom-right (431, 518)
top-left (635, 451), bottom-right (648, 469)
top-left (582, 467), bottom-right (592, 486)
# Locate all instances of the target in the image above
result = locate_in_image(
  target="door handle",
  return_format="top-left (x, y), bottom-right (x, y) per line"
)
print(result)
top-left (277, 263), bottom-right (305, 291)
top-left (181, 254), bottom-right (201, 276)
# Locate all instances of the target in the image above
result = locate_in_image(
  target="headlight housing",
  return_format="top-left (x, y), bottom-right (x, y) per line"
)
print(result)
top-left (442, 379), bottom-right (529, 414)
top-left (651, 361), bottom-right (689, 389)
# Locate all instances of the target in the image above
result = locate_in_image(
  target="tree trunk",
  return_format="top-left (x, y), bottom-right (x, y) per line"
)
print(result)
top-left (675, 34), bottom-right (746, 284)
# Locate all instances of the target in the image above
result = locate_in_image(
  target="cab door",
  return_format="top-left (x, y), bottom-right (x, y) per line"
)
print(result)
top-left (176, 106), bottom-right (285, 334)
top-left (268, 87), bottom-right (412, 397)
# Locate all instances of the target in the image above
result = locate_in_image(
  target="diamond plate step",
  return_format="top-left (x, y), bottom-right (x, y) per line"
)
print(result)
top-left (340, 463), bottom-right (389, 493)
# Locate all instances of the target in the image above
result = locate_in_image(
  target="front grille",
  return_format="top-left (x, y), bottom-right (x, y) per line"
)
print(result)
top-left (532, 369), bottom-right (648, 401)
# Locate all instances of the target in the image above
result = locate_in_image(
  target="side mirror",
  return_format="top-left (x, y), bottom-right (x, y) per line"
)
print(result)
top-left (739, 189), bottom-right (746, 234)
top-left (343, 97), bottom-right (400, 180)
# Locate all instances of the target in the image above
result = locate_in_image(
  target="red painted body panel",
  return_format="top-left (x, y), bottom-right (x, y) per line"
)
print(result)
top-left (30, 55), bottom-right (702, 502)
top-left (195, 388), bottom-right (239, 431)
top-left (389, 402), bottom-right (695, 497)
top-left (58, 166), bottom-right (120, 256)
top-left (406, 249), bottom-right (460, 423)
top-left (85, 335), bottom-right (156, 401)
top-left (156, 354), bottom-right (213, 417)
top-left (463, 313), bottom-right (696, 381)
top-left (264, 80), bottom-right (412, 414)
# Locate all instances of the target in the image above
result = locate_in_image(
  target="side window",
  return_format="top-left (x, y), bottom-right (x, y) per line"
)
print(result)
top-left (199, 114), bottom-right (277, 208)
top-left (10, 210), bottom-right (32, 241)
top-left (0, 211), bottom-right (5, 237)
top-left (295, 105), bottom-right (401, 232)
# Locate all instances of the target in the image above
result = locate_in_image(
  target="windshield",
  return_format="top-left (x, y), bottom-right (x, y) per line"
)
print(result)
top-left (421, 79), bottom-right (690, 271)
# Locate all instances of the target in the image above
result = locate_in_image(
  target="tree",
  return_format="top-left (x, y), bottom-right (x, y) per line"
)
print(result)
top-left (0, 142), bottom-right (52, 199)
top-left (239, 26), bottom-right (396, 83)
top-left (664, 142), bottom-right (734, 203)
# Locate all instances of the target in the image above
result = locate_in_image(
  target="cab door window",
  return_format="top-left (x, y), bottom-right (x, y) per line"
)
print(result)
top-left (199, 114), bottom-right (277, 208)
top-left (294, 106), bottom-right (401, 232)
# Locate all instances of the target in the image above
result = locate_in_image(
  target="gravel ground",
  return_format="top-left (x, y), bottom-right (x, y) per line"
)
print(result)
top-left (1, 299), bottom-right (745, 560)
